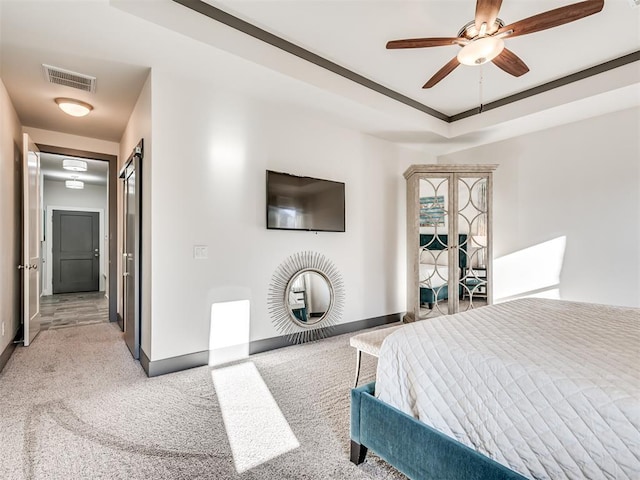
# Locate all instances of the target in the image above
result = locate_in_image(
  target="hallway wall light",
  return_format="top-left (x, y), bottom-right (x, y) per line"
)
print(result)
top-left (55, 98), bottom-right (93, 117)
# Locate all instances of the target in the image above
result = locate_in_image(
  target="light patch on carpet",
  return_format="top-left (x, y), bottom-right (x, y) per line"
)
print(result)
top-left (211, 362), bottom-right (300, 473)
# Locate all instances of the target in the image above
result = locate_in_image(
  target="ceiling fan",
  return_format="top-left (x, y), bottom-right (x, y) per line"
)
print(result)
top-left (386, 0), bottom-right (605, 88)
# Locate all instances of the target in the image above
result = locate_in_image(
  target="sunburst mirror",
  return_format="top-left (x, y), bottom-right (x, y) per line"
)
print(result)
top-left (268, 251), bottom-right (344, 343)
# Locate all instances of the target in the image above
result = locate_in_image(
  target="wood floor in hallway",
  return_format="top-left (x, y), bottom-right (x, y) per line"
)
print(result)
top-left (40, 291), bottom-right (109, 330)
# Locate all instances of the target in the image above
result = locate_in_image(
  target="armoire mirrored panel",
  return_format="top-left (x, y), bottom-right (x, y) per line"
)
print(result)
top-left (405, 165), bottom-right (497, 322)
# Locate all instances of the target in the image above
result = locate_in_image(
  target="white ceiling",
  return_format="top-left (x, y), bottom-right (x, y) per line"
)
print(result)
top-left (213, 0), bottom-right (640, 116)
top-left (0, 0), bottom-right (638, 154)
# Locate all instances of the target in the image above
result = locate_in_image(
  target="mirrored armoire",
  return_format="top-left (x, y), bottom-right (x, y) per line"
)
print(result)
top-left (404, 164), bottom-right (497, 322)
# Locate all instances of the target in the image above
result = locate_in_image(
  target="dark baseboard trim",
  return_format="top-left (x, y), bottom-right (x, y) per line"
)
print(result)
top-left (140, 349), bottom-right (150, 375)
top-left (0, 331), bottom-right (21, 374)
top-left (142, 349), bottom-right (209, 378)
top-left (249, 312), bottom-right (403, 355)
top-left (140, 313), bottom-right (402, 377)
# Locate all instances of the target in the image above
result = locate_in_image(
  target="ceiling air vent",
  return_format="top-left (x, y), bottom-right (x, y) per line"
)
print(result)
top-left (42, 64), bottom-right (96, 93)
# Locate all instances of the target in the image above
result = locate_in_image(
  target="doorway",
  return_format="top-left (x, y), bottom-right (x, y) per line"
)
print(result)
top-left (37, 146), bottom-right (118, 327)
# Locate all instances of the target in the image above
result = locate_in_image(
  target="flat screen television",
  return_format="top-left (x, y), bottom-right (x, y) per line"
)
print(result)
top-left (266, 170), bottom-right (345, 232)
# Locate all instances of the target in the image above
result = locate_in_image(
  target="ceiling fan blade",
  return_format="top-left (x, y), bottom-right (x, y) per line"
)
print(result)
top-left (492, 48), bottom-right (529, 77)
top-left (386, 37), bottom-right (462, 49)
top-left (423, 57), bottom-right (460, 88)
top-left (475, 0), bottom-right (503, 32)
top-left (498, 0), bottom-right (604, 39)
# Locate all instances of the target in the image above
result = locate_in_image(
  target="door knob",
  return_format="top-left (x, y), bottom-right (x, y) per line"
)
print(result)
top-left (17, 265), bottom-right (26, 270)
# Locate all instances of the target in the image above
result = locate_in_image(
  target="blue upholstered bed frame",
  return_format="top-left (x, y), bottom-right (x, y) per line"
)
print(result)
top-left (419, 234), bottom-right (467, 308)
top-left (350, 382), bottom-right (527, 480)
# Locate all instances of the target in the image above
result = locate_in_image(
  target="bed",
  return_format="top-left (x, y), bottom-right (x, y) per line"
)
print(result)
top-left (350, 298), bottom-right (640, 479)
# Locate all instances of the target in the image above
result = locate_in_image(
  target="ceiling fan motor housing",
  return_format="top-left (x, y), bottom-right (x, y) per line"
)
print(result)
top-left (458, 18), bottom-right (505, 39)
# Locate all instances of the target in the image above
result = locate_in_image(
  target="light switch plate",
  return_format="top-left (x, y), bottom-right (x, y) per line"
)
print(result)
top-left (194, 245), bottom-right (208, 259)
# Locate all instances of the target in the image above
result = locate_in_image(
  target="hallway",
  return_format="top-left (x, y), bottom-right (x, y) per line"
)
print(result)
top-left (40, 292), bottom-right (109, 331)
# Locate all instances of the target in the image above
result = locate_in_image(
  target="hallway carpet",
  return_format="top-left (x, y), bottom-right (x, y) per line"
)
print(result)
top-left (0, 322), bottom-right (407, 479)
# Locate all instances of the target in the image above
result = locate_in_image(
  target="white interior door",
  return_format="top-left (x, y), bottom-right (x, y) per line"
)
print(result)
top-left (22, 133), bottom-right (41, 346)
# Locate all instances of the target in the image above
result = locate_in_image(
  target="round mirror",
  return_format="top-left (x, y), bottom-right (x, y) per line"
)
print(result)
top-left (286, 269), bottom-right (333, 326)
top-left (269, 251), bottom-right (344, 344)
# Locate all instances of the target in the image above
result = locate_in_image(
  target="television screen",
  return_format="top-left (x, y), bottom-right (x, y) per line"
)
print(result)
top-left (266, 170), bottom-right (345, 232)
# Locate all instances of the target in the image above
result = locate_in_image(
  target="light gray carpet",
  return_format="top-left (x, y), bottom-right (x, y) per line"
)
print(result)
top-left (0, 322), bottom-right (408, 479)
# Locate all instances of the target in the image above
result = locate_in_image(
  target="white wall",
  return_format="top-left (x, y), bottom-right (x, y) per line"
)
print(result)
top-left (43, 180), bottom-right (108, 213)
top-left (439, 107), bottom-right (640, 307)
top-left (147, 70), bottom-right (426, 362)
top-left (23, 127), bottom-right (119, 156)
top-left (42, 180), bottom-right (108, 294)
top-left (120, 72), bottom-right (152, 357)
top-left (0, 79), bottom-right (23, 354)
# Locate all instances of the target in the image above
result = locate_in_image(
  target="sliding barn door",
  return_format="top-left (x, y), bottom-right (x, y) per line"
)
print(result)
top-left (120, 142), bottom-right (143, 359)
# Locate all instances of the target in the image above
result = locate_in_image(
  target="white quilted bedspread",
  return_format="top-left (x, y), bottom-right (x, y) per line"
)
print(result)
top-left (375, 298), bottom-right (640, 480)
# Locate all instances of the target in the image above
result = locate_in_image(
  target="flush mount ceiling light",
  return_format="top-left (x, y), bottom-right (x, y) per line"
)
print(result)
top-left (65, 179), bottom-right (84, 189)
top-left (62, 158), bottom-right (87, 172)
top-left (457, 36), bottom-right (505, 66)
top-left (55, 97), bottom-right (93, 117)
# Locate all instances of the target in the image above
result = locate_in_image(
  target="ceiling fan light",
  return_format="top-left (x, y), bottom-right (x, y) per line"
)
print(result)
top-left (457, 37), bottom-right (505, 66)
top-left (65, 179), bottom-right (84, 189)
top-left (55, 97), bottom-right (93, 117)
top-left (62, 158), bottom-right (87, 172)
